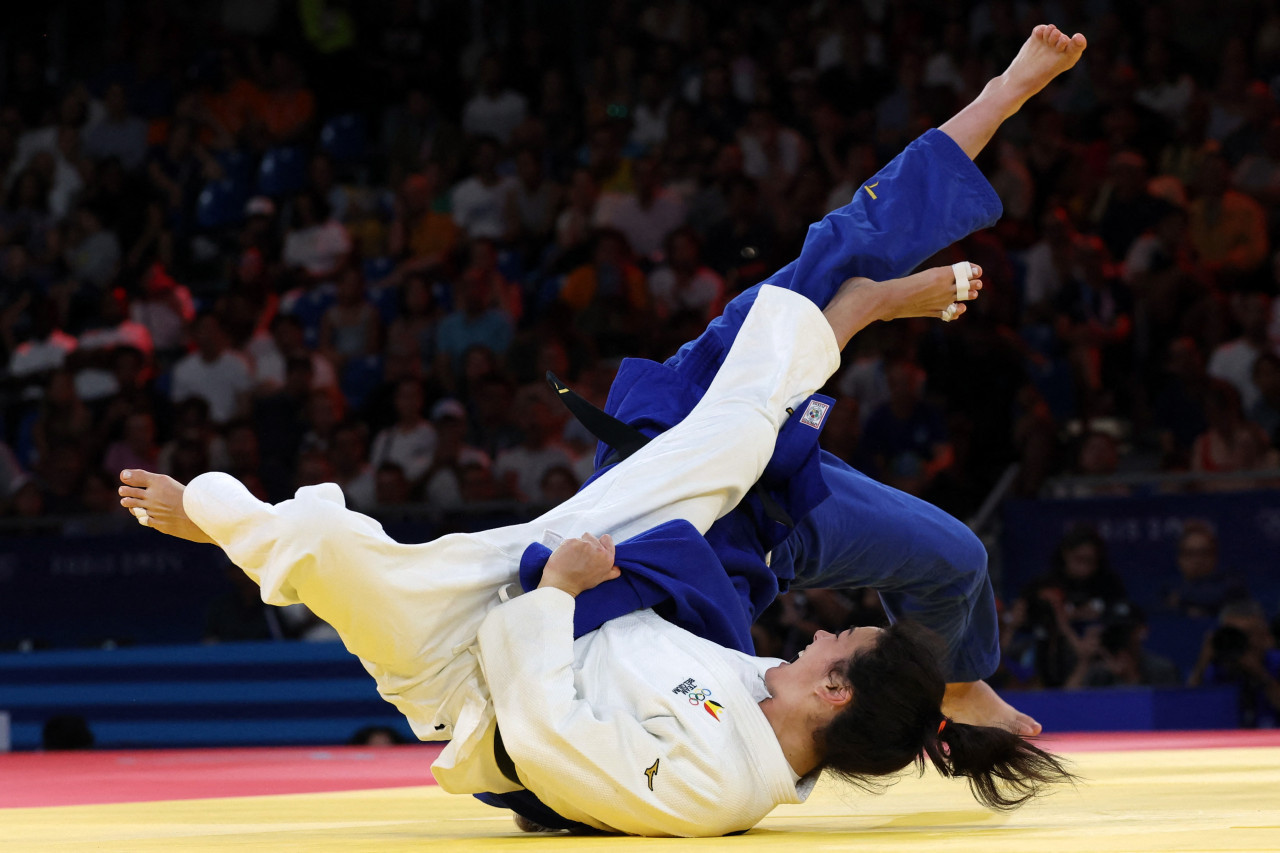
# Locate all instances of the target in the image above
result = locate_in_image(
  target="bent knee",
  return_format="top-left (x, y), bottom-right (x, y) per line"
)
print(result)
top-left (953, 524), bottom-right (988, 575)
top-left (919, 512), bottom-right (988, 584)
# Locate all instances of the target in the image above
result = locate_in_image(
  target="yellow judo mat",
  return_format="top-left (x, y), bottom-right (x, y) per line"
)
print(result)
top-left (4, 742), bottom-right (1279, 852)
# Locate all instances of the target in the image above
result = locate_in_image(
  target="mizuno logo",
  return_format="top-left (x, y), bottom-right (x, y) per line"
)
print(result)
top-left (644, 758), bottom-right (660, 791)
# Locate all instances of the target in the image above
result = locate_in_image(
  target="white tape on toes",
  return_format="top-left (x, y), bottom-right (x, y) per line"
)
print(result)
top-left (941, 303), bottom-right (960, 322)
top-left (951, 260), bottom-right (974, 301)
top-left (132, 506), bottom-right (150, 526)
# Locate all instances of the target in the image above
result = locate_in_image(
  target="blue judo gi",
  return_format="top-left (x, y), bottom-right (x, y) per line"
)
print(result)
top-left (479, 130), bottom-right (1004, 828)
top-left (569, 128), bottom-right (1003, 681)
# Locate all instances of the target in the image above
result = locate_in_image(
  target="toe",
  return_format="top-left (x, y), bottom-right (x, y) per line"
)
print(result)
top-left (119, 486), bottom-right (147, 499)
top-left (120, 469), bottom-right (154, 487)
top-left (121, 496), bottom-right (143, 508)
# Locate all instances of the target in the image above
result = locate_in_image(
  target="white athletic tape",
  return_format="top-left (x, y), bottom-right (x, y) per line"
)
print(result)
top-left (941, 303), bottom-right (960, 322)
top-left (952, 261), bottom-right (973, 301)
top-left (132, 507), bottom-right (150, 526)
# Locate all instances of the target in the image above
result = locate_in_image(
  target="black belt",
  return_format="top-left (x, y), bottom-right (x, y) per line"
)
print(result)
top-left (546, 372), bottom-right (794, 528)
top-left (493, 724), bottom-right (521, 787)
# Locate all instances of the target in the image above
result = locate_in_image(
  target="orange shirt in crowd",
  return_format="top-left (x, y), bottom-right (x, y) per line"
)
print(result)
top-left (409, 211), bottom-right (461, 261)
top-left (1188, 190), bottom-right (1269, 274)
top-left (204, 78), bottom-right (264, 142)
top-left (253, 86), bottom-right (316, 144)
top-left (559, 263), bottom-right (648, 312)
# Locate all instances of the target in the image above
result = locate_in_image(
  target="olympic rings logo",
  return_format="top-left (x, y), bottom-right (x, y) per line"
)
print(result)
top-left (687, 688), bottom-right (713, 705)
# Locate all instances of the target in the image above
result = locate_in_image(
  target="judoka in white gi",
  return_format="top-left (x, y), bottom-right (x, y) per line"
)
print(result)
top-left (118, 26), bottom-right (1085, 837)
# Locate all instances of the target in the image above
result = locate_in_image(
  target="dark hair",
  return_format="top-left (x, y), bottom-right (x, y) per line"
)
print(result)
top-left (815, 621), bottom-right (1074, 810)
top-left (1047, 523), bottom-right (1128, 606)
top-left (1179, 518), bottom-right (1218, 550)
top-left (1049, 523), bottom-right (1111, 579)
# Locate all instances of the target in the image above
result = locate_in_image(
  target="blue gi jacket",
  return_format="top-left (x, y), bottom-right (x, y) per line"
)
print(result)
top-left (550, 129), bottom-right (1003, 654)
top-left (521, 394), bottom-right (836, 655)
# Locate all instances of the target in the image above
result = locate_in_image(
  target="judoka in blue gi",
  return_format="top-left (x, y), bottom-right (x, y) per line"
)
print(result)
top-left (486, 129), bottom-right (1008, 832)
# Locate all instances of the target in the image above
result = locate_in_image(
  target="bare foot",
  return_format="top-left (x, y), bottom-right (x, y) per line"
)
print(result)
top-left (824, 263), bottom-right (983, 346)
top-left (943, 679), bottom-right (1043, 737)
top-left (118, 469), bottom-right (215, 544)
top-left (995, 24), bottom-right (1087, 113)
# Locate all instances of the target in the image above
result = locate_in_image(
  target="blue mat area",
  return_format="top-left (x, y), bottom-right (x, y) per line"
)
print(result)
top-left (0, 641), bottom-right (1245, 752)
top-left (0, 641), bottom-right (413, 750)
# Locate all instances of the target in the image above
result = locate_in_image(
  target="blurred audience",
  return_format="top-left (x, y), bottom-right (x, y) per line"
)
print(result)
top-left (1189, 599), bottom-right (1280, 728)
top-left (1166, 520), bottom-right (1252, 618)
top-left (0, 2), bottom-right (1278, 676)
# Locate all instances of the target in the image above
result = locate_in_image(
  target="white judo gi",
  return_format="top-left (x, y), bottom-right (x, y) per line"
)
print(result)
top-left (182, 285), bottom-right (839, 835)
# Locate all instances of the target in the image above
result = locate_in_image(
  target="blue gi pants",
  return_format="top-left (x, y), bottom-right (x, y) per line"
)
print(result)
top-left (661, 129), bottom-right (1003, 682)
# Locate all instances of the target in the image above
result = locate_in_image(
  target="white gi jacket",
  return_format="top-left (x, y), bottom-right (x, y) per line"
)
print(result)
top-left (478, 590), bottom-right (818, 836)
top-left (181, 285), bottom-right (839, 832)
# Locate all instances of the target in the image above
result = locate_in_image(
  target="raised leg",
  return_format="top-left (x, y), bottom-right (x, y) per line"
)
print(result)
top-left (939, 24), bottom-right (1087, 160)
top-left (776, 452), bottom-right (996, 681)
top-left (661, 25), bottom-right (1087, 393)
top-left (774, 452), bottom-right (1043, 735)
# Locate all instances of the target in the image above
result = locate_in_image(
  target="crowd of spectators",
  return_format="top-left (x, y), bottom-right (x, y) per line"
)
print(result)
top-left (985, 518), bottom-right (1280, 726)
top-left (1, 1), bottom-right (1279, 699)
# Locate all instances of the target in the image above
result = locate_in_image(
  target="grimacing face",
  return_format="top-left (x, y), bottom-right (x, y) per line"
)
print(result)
top-left (764, 627), bottom-right (884, 701)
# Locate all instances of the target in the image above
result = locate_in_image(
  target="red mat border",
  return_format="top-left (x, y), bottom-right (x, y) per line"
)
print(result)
top-left (1038, 730), bottom-right (1280, 752)
top-left (3, 732), bottom-right (1279, 808)
top-left (0, 743), bottom-right (445, 808)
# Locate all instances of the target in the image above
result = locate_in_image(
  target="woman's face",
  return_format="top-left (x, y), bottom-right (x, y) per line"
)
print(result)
top-left (764, 626), bottom-right (883, 700)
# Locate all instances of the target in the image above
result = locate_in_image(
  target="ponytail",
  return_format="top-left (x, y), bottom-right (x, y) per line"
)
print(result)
top-left (925, 718), bottom-right (1074, 810)
top-left (816, 621), bottom-right (1075, 809)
